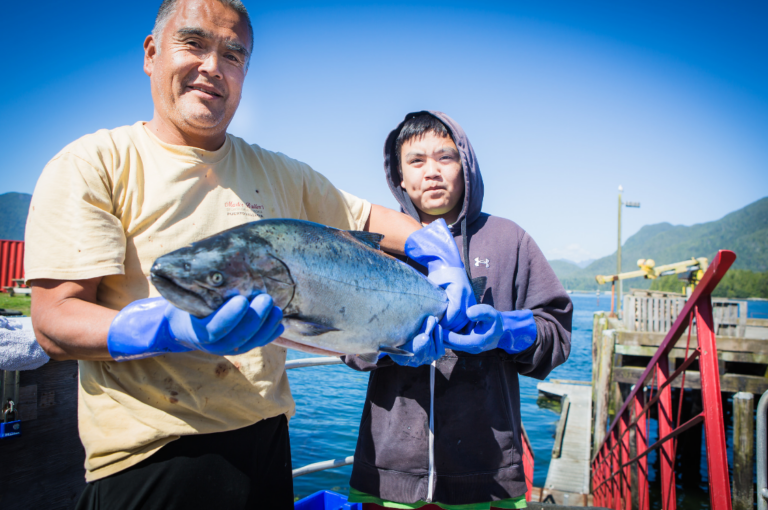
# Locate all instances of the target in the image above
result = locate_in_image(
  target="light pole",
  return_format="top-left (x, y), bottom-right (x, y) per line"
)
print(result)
top-left (617, 185), bottom-right (640, 317)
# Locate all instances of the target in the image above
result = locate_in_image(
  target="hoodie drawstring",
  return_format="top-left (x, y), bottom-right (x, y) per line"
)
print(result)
top-left (461, 216), bottom-right (472, 280)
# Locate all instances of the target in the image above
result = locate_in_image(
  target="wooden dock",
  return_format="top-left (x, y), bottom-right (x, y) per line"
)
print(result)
top-left (537, 380), bottom-right (593, 505)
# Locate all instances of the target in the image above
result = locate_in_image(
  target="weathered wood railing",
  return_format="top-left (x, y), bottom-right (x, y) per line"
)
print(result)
top-left (623, 292), bottom-right (766, 338)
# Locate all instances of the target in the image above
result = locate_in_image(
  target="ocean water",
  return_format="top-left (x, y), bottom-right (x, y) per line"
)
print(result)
top-left (288, 296), bottom-right (768, 503)
top-left (288, 293), bottom-right (611, 499)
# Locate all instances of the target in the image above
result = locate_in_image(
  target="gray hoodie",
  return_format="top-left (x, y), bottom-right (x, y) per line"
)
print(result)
top-left (344, 111), bottom-right (573, 505)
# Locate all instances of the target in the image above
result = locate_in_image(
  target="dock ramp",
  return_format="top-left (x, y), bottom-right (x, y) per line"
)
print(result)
top-left (537, 380), bottom-right (593, 505)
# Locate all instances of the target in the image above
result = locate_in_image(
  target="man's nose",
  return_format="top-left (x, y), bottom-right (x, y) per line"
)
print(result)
top-left (199, 52), bottom-right (223, 80)
top-left (424, 159), bottom-right (442, 178)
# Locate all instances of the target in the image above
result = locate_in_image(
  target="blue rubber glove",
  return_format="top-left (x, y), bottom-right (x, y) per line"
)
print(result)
top-left (107, 294), bottom-right (284, 361)
top-left (443, 305), bottom-right (538, 355)
top-left (497, 309), bottom-right (538, 354)
top-left (405, 219), bottom-right (475, 332)
top-left (389, 316), bottom-right (446, 367)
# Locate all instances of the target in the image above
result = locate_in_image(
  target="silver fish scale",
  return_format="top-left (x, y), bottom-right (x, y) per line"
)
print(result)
top-left (246, 220), bottom-right (447, 355)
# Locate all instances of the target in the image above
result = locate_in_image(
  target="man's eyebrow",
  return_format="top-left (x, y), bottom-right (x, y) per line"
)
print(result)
top-left (176, 26), bottom-right (213, 39)
top-left (225, 40), bottom-right (249, 58)
top-left (176, 26), bottom-right (250, 58)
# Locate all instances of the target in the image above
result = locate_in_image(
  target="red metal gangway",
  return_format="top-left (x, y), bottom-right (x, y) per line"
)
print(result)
top-left (0, 240), bottom-right (25, 291)
top-left (590, 249), bottom-right (736, 510)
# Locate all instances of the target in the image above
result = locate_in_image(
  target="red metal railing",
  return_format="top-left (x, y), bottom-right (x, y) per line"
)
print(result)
top-left (0, 240), bottom-right (25, 291)
top-left (522, 425), bottom-right (535, 502)
top-left (591, 249), bottom-right (736, 510)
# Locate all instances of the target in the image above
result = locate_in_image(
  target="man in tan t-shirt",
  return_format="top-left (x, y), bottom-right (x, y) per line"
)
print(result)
top-left (24, 0), bottom-right (479, 509)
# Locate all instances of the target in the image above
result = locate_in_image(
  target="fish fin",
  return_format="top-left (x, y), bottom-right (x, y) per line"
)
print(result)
top-left (283, 317), bottom-right (339, 337)
top-left (377, 345), bottom-right (413, 357)
top-left (470, 276), bottom-right (487, 302)
top-left (347, 231), bottom-right (384, 250)
top-left (357, 352), bottom-right (380, 363)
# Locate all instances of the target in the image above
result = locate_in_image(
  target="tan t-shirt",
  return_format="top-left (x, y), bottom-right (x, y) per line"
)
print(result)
top-left (24, 122), bottom-right (371, 481)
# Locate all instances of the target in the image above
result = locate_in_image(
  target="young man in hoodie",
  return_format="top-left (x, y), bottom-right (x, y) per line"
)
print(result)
top-left (344, 111), bottom-right (573, 509)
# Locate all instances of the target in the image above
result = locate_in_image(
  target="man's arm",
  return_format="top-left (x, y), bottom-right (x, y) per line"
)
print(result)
top-left (511, 233), bottom-right (573, 379)
top-left (30, 278), bottom-right (117, 361)
top-left (364, 204), bottom-right (421, 255)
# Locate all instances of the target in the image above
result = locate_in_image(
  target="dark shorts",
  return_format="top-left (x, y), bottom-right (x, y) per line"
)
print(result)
top-left (76, 415), bottom-right (293, 510)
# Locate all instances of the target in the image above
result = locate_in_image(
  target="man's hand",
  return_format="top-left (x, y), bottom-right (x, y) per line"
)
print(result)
top-left (404, 219), bottom-right (475, 331)
top-left (443, 304), bottom-right (504, 354)
top-left (389, 316), bottom-right (445, 367)
top-left (393, 305), bottom-right (538, 360)
top-left (108, 294), bottom-right (284, 361)
top-left (444, 305), bottom-right (538, 355)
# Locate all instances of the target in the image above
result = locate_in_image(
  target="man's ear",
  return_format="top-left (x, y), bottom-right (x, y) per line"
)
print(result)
top-left (144, 35), bottom-right (157, 77)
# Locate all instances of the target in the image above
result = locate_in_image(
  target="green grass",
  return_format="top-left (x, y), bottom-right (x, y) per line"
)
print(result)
top-left (0, 292), bottom-right (31, 316)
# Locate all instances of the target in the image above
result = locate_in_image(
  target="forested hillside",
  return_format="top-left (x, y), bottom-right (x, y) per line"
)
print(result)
top-left (551, 196), bottom-right (768, 291)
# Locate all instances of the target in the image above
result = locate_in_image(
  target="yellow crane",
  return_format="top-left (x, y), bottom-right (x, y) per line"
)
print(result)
top-left (596, 257), bottom-right (708, 316)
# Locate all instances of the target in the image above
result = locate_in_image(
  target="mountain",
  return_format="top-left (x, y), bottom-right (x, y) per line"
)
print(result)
top-left (548, 260), bottom-right (583, 280)
top-left (0, 193), bottom-right (32, 241)
top-left (550, 196), bottom-right (768, 290)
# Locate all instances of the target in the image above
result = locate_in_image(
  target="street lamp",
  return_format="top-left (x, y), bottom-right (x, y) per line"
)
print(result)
top-left (617, 185), bottom-right (640, 316)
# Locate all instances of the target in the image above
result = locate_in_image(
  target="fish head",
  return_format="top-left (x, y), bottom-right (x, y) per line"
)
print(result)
top-left (150, 232), bottom-right (295, 318)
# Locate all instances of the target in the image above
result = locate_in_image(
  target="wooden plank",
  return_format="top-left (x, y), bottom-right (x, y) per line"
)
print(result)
top-left (552, 396), bottom-right (570, 459)
top-left (540, 383), bottom-right (592, 496)
top-left (617, 330), bottom-right (768, 352)
top-left (0, 360), bottom-right (85, 510)
top-left (615, 344), bottom-right (768, 364)
top-left (613, 367), bottom-right (768, 394)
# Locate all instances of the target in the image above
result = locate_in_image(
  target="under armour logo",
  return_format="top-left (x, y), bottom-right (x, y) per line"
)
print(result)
top-left (474, 257), bottom-right (490, 268)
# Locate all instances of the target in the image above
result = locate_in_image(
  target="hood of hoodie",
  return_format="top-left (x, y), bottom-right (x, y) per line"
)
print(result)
top-left (384, 111), bottom-right (484, 234)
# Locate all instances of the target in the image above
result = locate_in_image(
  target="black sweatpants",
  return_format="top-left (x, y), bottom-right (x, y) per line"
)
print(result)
top-left (76, 415), bottom-right (293, 510)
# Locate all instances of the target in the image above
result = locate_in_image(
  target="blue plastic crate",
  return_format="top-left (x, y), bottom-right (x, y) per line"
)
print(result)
top-left (294, 490), bottom-right (362, 510)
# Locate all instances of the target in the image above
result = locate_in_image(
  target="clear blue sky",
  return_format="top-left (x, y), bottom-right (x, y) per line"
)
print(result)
top-left (2, 1), bottom-right (766, 262)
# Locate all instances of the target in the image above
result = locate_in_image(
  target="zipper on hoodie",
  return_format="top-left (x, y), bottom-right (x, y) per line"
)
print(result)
top-left (426, 361), bottom-right (436, 502)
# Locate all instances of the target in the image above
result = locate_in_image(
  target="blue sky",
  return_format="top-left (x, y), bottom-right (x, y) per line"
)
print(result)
top-left (2, 1), bottom-right (766, 262)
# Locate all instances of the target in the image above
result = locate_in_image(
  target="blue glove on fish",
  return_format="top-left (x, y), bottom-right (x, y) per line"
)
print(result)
top-left (443, 305), bottom-right (538, 355)
top-left (107, 294), bottom-right (284, 361)
top-left (389, 316), bottom-right (445, 367)
top-left (405, 219), bottom-right (475, 332)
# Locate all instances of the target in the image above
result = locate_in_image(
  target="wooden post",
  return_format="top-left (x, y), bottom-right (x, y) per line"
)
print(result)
top-left (592, 313), bottom-right (606, 450)
top-left (594, 329), bottom-right (616, 452)
top-left (733, 392), bottom-right (754, 510)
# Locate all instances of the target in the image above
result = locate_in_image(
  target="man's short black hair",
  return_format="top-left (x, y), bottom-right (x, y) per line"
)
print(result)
top-left (395, 114), bottom-right (452, 169)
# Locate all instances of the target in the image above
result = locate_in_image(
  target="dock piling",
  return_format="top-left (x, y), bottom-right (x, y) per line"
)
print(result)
top-left (593, 329), bottom-right (615, 452)
top-left (733, 392), bottom-right (755, 510)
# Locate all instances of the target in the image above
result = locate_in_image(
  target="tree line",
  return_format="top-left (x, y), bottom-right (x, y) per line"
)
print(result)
top-left (649, 269), bottom-right (768, 299)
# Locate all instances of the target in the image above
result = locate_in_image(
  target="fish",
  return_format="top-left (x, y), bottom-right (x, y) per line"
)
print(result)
top-left (149, 219), bottom-right (453, 360)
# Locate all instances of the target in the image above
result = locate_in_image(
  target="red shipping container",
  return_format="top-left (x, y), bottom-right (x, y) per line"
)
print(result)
top-left (0, 240), bottom-right (25, 291)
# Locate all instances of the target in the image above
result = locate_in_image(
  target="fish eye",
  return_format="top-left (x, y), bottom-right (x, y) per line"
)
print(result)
top-left (184, 263), bottom-right (191, 272)
top-left (208, 272), bottom-right (224, 287)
